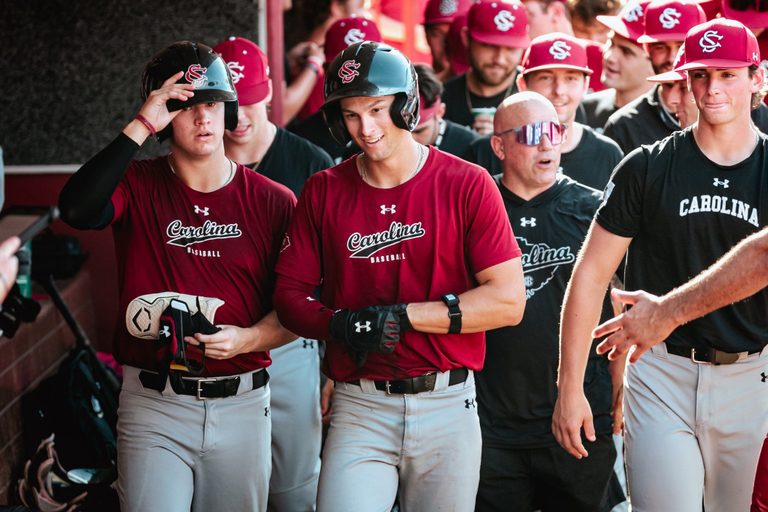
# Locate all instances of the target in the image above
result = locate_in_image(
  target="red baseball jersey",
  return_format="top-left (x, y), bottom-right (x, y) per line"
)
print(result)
top-left (110, 158), bottom-right (296, 375)
top-left (275, 147), bottom-right (521, 381)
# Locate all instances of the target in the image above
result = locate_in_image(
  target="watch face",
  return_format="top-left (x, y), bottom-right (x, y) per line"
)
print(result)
top-left (445, 294), bottom-right (457, 301)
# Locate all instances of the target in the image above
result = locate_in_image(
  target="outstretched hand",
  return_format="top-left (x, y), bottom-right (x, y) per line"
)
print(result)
top-left (594, 289), bottom-right (678, 364)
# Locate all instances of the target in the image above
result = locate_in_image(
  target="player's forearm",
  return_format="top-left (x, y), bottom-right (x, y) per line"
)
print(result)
top-left (558, 269), bottom-right (611, 391)
top-left (283, 71), bottom-right (319, 124)
top-left (274, 275), bottom-right (334, 340)
top-left (244, 310), bottom-right (299, 352)
top-left (407, 259), bottom-right (526, 333)
top-left (661, 227), bottom-right (768, 326)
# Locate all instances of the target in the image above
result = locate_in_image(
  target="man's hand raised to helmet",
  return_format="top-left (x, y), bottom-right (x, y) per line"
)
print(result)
top-left (124, 72), bottom-right (195, 144)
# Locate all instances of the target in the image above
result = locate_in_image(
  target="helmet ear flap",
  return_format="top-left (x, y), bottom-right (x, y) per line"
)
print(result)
top-left (390, 92), bottom-right (420, 131)
top-left (225, 102), bottom-right (239, 131)
top-left (321, 102), bottom-right (352, 146)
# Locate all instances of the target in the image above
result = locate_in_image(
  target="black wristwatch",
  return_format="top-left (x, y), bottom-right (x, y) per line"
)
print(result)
top-left (441, 293), bottom-right (462, 334)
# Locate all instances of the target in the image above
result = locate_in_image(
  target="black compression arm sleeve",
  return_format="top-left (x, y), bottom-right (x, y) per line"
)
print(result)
top-left (58, 133), bottom-right (140, 230)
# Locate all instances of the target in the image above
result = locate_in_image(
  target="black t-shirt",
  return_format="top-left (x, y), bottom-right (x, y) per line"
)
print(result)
top-left (289, 111), bottom-right (348, 164)
top-left (581, 89), bottom-right (617, 134)
top-left (597, 128), bottom-right (768, 353)
top-left (463, 123), bottom-right (622, 191)
top-left (442, 72), bottom-right (519, 129)
top-left (603, 85), bottom-right (678, 155)
top-left (250, 127), bottom-right (334, 198)
top-left (341, 119), bottom-right (478, 160)
top-left (477, 174), bottom-right (614, 449)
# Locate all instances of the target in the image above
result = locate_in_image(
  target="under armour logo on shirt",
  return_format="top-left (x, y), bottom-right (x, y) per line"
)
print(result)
top-left (762, 372), bottom-right (768, 383)
top-left (700, 30), bottom-right (724, 53)
top-left (713, 178), bottom-right (729, 188)
top-left (194, 205), bottom-right (210, 216)
top-left (303, 340), bottom-right (315, 349)
top-left (159, 325), bottom-right (171, 338)
top-left (265, 407), bottom-right (271, 416)
top-left (520, 218), bottom-right (537, 227)
top-left (465, 398), bottom-right (477, 409)
top-left (355, 321), bottom-right (372, 332)
top-left (381, 205), bottom-right (396, 214)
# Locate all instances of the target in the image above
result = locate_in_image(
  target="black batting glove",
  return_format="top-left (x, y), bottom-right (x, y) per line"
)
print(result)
top-left (382, 303), bottom-right (413, 332)
top-left (329, 305), bottom-right (407, 353)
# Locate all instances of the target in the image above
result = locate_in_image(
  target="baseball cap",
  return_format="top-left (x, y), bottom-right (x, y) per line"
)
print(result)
top-left (597, 1), bottom-right (652, 43)
top-left (447, 14), bottom-right (471, 73)
top-left (424, 0), bottom-right (472, 25)
top-left (520, 33), bottom-right (592, 75)
top-left (325, 17), bottom-right (383, 63)
top-left (637, 0), bottom-right (706, 43)
top-left (649, 43), bottom-right (687, 80)
top-left (696, 0), bottom-right (722, 20)
top-left (213, 37), bottom-right (270, 106)
top-left (675, 18), bottom-right (760, 71)
top-left (467, 0), bottom-right (531, 49)
top-left (418, 94), bottom-right (443, 125)
top-left (721, 0), bottom-right (768, 30)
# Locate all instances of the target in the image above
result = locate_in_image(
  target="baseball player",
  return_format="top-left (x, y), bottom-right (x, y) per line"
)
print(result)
top-left (290, 16), bottom-right (384, 163)
top-left (273, 41), bottom-right (526, 511)
top-left (645, 44), bottom-right (701, 129)
top-left (466, 33), bottom-right (623, 191)
top-left (552, 19), bottom-right (768, 511)
top-left (212, 36), bottom-right (333, 512)
top-left (475, 91), bottom-right (626, 511)
top-left (422, 0), bottom-right (472, 81)
top-left (342, 63), bottom-right (479, 159)
top-left (580, 0), bottom-right (654, 132)
top-left (57, 41), bottom-right (296, 512)
top-left (442, 0), bottom-right (530, 135)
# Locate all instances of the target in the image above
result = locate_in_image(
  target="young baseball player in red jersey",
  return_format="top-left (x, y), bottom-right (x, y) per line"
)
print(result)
top-left (58, 42), bottom-right (296, 512)
top-left (553, 19), bottom-right (768, 511)
top-left (274, 41), bottom-right (526, 511)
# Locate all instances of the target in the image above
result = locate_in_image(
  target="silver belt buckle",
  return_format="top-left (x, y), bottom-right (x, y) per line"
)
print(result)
top-left (196, 377), bottom-right (217, 399)
top-left (385, 381), bottom-right (392, 395)
top-left (690, 349), bottom-right (712, 365)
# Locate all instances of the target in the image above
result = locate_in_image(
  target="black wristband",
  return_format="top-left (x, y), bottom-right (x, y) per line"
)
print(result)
top-left (441, 293), bottom-right (462, 334)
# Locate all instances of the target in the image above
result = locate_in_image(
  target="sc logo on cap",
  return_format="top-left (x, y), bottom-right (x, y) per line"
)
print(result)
top-left (494, 10), bottom-right (516, 31)
top-left (226, 62), bottom-right (245, 84)
top-left (659, 8), bottom-right (681, 30)
top-left (344, 28), bottom-right (366, 46)
top-left (549, 41), bottom-right (572, 60)
top-left (699, 30), bottom-right (724, 53)
top-left (623, 5), bottom-right (643, 22)
top-left (439, 0), bottom-right (458, 16)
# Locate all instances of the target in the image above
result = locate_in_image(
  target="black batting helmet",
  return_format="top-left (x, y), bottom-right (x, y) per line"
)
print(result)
top-left (141, 41), bottom-right (239, 142)
top-left (321, 41), bottom-right (419, 145)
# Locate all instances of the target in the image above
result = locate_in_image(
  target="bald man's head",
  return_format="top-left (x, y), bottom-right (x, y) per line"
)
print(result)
top-left (493, 91), bottom-right (560, 135)
top-left (491, 91), bottom-right (563, 200)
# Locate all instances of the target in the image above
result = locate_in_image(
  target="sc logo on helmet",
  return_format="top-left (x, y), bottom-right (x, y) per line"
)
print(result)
top-left (185, 64), bottom-right (208, 88)
top-left (339, 60), bottom-right (361, 84)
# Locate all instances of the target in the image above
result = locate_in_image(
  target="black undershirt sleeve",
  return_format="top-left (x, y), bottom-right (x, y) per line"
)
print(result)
top-left (58, 133), bottom-right (140, 231)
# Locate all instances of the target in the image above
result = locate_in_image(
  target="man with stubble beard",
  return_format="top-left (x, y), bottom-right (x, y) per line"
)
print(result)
top-left (442, 0), bottom-right (531, 136)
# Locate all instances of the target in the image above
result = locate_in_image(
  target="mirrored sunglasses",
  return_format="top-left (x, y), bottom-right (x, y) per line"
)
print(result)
top-left (494, 121), bottom-right (568, 146)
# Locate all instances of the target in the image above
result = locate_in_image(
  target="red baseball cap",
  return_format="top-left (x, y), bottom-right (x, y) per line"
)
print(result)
top-left (597, 1), bottom-right (652, 43)
top-left (649, 43), bottom-right (687, 80)
top-left (213, 37), bottom-right (270, 106)
top-left (521, 33), bottom-right (593, 75)
top-left (638, 0), bottom-right (706, 43)
top-left (676, 18), bottom-right (760, 70)
top-left (325, 17), bottom-right (383, 63)
top-left (467, 0), bottom-right (531, 49)
top-left (696, 0), bottom-right (721, 20)
top-left (448, 14), bottom-right (471, 73)
top-left (721, 0), bottom-right (768, 30)
top-left (424, 0), bottom-right (472, 25)
top-left (418, 94), bottom-right (443, 125)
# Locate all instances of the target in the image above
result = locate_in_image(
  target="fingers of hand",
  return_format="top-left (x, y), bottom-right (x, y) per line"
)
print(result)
top-left (592, 316), bottom-right (623, 339)
top-left (0, 236), bottom-right (21, 257)
top-left (629, 345), bottom-right (649, 364)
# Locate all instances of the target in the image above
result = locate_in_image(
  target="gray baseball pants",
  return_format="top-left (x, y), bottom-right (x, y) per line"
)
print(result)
top-left (317, 370), bottom-right (481, 512)
top-left (116, 365), bottom-right (272, 512)
top-left (624, 342), bottom-right (768, 512)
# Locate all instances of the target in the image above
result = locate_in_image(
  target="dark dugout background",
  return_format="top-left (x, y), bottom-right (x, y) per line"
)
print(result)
top-left (1, 0), bottom-right (261, 165)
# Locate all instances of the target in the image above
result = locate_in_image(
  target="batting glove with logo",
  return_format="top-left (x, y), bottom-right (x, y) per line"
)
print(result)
top-left (329, 304), bottom-right (411, 354)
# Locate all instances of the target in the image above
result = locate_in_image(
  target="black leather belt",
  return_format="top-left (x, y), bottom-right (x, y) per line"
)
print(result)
top-left (666, 345), bottom-right (758, 365)
top-left (139, 369), bottom-right (269, 399)
top-left (347, 367), bottom-right (469, 394)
